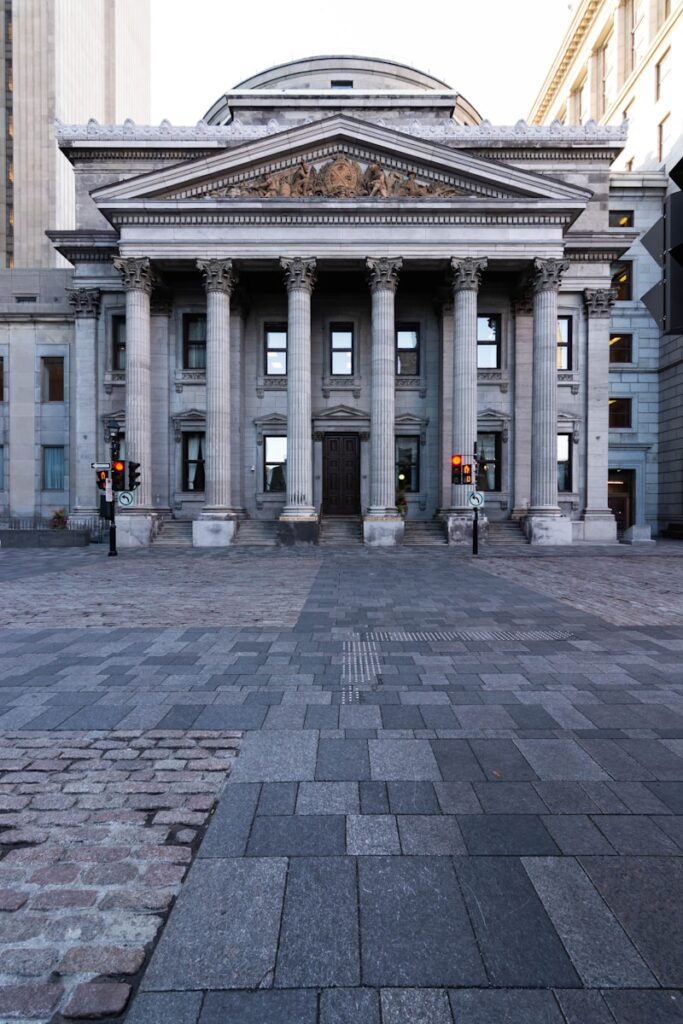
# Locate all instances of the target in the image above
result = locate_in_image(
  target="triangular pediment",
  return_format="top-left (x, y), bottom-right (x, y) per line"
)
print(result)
top-left (313, 404), bottom-right (370, 422)
top-left (92, 115), bottom-right (592, 207)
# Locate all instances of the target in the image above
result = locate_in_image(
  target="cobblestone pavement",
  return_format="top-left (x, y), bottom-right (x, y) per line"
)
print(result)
top-left (0, 730), bottom-right (239, 1022)
top-left (0, 545), bottom-right (683, 1023)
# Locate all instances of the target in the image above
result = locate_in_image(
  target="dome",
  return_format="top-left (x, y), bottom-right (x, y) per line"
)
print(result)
top-left (233, 55), bottom-right (453, 92)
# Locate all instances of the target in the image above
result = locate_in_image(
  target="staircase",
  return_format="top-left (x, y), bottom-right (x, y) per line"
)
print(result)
top-left (486, 520), bottom-right (528, 545)
top-left (403, 520), bottom-right (448, 545)
top-left (319, 516), bottom-right (362, 546)
top-left (154, 520), bottom-right (193, 547)
top-left (234, 520), bottom-right (278, 546)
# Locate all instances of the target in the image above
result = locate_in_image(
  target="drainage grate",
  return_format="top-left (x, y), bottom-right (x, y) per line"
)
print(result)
top-left (341, 685), bottom-right (361, 704)
top-left (342, 639), bottom-right (381, 684)
top-left (365, 628), bottom-right (574, 642)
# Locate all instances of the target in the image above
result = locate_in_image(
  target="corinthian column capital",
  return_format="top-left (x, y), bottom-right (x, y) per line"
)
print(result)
top-left (532, 257), bottom-right (569, 294)
top-left (450, 257), bottom-right (487, 292)
top-left (113, 256), bottom-right (155, 294)
top-left (197, 258), bottom-right (238, 295)
top-left (366, 257), bottom-right (402, 294)
top-left (584, 288), bottom-right (616, 318)
top-left (280, 257), bottom-right (317, 294)
top-left (68, 287), bottom-right (101, 318)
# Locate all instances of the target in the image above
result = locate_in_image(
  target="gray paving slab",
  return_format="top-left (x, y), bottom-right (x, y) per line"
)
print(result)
top-left (199, 990), bottom-right (318, 1024)
top-left (553, 990), bottom-right (617, 1024)
top-left (397, 814), bottom-right (466, 854)
top-left (247, 814), bottom-right (346, 856)
top-left (296, 781), bottom-right (359, 814)
top-left (449, 989), bottom-right (565, 1024)
top-left (458, 814), bottom-right (559, 855)
top-left (347, 814), bottom-right (400, 855)
top-left (142, 858), bottom-right (287, 990)
top-left (198, 782), bottom-right (260, 858)
top-left (316, 738), bottom-right (370, 780)
top-left (124, 992), bottom-right (204, 1024)
top-left (592, 814), bottom-right (681, 854)
top-left (602, 990), bottom-right (683, 1023)
top-left (368, 738), bottom-right (441, 780)
top-left (230, 730), bottom-right (318, 782)
top-left (319, 988), bottom-right (380, 1024)
top-left (514, 739), bottom-right (610, 780)
top-left (380, 988), bottom-right (453, 1024)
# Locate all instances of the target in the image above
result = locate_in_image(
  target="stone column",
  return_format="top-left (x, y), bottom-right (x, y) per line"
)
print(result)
top-left (364, 257), bottom-right (404, 546)
top-left (511, 294), bottom-right (533, 519)
top-left (68, 288), bottom-right (100, 519)
top-left (279, 257), bottom-right (318, 543)
top-left (583, 288), bottom-right (619, 542)
top-left (113, 257), bottom-right (158, 545)
top-left (447, 257), bottom-right (487, 544)
top-left (192, 259), bottom-right (238, 547)
top-left (528, 257), bottom-right (573, 544)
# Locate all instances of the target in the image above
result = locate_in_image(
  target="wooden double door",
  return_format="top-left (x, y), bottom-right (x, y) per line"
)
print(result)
top-left (323, 433), bottom-right (360, 515)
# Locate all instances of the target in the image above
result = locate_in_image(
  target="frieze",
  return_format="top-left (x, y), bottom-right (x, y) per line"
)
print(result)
top-left (256, 375), bottom-right (287, 398)
top-left (174, 370), bottom-right (207, 393)
top-left (204, 156), bottom-right (467, 200)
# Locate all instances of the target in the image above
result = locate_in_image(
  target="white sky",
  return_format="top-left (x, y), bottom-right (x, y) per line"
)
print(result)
top-left (150, 0), bottom-right (574, 125)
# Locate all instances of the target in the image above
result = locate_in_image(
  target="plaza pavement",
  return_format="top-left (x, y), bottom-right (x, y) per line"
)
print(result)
top-left (1, 543), bottom-right (683, 1023)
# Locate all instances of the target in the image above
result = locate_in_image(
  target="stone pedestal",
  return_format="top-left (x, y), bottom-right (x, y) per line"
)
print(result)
top-left (526, 515), bottom-right (573, 545)
top-left (117, 513), bottom-right (161, 548)
top-left (582, 289), bottom-right (617, 543)
top-left (583, 513), bottom-right (619, 543)
top-left (447, 512), bottom-right (489, 546)
top-left (622, 524), bottom-right (654, 544)
top-left (193, 515), bottom-right (238, 547)
top-left (364, 257), bottom-right (403, 545)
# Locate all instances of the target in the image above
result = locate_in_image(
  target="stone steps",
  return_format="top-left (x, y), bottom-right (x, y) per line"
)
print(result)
top-left (234, 520), bottom-right (278, 546)
top-left (319, 516), bottom-right (362, 545)
top-left (403, 521), bottom-right (448, 545)
top-left (486, 520), bottom-right (528, 545)
top-left (154, 521), bottom-right (194, 547)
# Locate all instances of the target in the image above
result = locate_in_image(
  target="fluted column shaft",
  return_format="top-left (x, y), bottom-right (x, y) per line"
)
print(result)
top-left (68, 288), bottom-right (101, 513)
top-left (530, 258), bottom-right (568, 513)
top-left (113, 257), bottom-right (154, 509)
top-left (366, 258), bottom-right (402, 515)
top-left (451, 258), bottom-right (487, 510)
top-left (197, 259), bottom-right (237, 512)
top-left (584, 288), bottom-right (615, 514)
top-left (281, 258), bottom-right (316, 517)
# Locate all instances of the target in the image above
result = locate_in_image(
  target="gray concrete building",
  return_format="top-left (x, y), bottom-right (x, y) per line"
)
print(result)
top-left (1, 55), bottom-right (633, 546)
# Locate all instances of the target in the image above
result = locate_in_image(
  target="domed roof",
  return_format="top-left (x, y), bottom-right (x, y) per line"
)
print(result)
top-left (233, 55), bottom-right (453, 92)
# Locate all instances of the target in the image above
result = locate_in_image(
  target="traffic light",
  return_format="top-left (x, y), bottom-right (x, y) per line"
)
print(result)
top-left (451, 454), bottom-right (463, 485)
top-left (128, 461), bottom-right (141, 490)
top-left (111, 460), bottom-right (126, 491)
top-left (462, 463), bottom-right (473, 486)
top-left (95, 470), bottom-right (108, 491)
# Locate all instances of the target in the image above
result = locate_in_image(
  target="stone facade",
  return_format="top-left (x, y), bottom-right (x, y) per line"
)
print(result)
top-left (0, 56), bottom-right (634, 545)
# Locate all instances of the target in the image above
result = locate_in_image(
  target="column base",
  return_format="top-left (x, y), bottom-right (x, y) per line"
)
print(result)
top-left (117, 513), bottom-right (161, 548)
top-left (446, 513), bottom-right (489, 546)
top-left (277, 515), bottom-right (319, 546)
top-left (193, 513), bottom-right (237, 548)
top-left (363, 515), bottom-right (404, 546)
top-left (525, 514), bottom-right (573, 546)
top-left (582, 511), bottom-right (618, 543)
top-left (622, 524), bottom-right (654, 545)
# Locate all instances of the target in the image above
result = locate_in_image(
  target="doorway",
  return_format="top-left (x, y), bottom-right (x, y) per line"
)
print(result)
top-left (323, 433), bottom-right (360, 515)
top-left (608, 469), bottom-right (635, 532)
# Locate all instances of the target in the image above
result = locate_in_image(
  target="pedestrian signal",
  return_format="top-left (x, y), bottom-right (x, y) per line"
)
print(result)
top-left (95, 470), bottom-right (108, 491)
top-left (462, 463), bottom-right (473, 485)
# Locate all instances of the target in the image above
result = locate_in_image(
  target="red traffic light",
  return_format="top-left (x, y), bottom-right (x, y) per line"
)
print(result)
top-left (111, 460), bottom-right (126, 491)
top-left (112, 461), bottom-right (124, 473)
top-left (451, 454), bottom-right (463, 467)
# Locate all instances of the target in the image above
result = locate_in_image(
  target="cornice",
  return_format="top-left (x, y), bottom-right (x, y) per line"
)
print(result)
top-left (108, 208), bottom-right (575, 228)
top-left (528, 0), bottom-right (602, 124)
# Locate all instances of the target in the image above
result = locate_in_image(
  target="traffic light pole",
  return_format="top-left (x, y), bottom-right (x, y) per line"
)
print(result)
top-left (108, 435), bottom-right (119, 558)
top-left (472, 506), bottom-right (479, 557)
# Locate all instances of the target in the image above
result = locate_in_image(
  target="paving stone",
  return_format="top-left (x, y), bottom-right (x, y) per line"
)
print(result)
top-left (601, 990), bottom-right (683, 1023)
top-left (458, 814), bottom-right (559, 855)
top-left (0, 982), bottom-right (64, 1017)
top-left (199, 990), bottom-right (318, 1024)
top-left (429, 740), bottom-right (485, 781)
top-left (541, 814), bottom-right (616, 854)
top-left (592, 814), bottom-right (681, 854)
top-left (316, 738), bottom-right (370, 781)
top-left (359, 856), bottom-right (485, 987)
top-left (554, 989), bottom-right (625, 1024)
top-left (59, 944), bottom-right (146, 975)
top-left (533, 781), bottom-right (601, 813)
top-left (275, 857), bottom-right (359, 987)
top-left (474, 781), bottom-right (548, 813)
top-left (448, 989), bottom-right (565, 1024)
top-left (124, 991), bottom-right (204, 1024)
top-left (581, 856), bottom-right (683, 986)
top-left (386, 781), bottom-right (440, 814)
top-left (645, 781), bottom-right (683, 813)
top-left (434, 781), bottom-right (482, 813)
top-left (63, 981), bottom-right (131, 1018)
top-left (296, 781), bottom-right (359, 814)
top-left (257, 782), bottom-right (298, 816)
top-left (652, 814), bottom-right (683, 849)
top-left (617, 739), bottom-right (683, 779)
top-left (319, 987), bottom-right (380, 1024)
top-left (369, 739), bottom-right (441, 780)
top-left (514, 739), bottom-right (610, 780)
top-left (380, 706), bottom-right (426, 730)
top-left (0, 889), bottom-right (28, 911)
top-left (523, 856), bottom-right (655, 987)
top-left (142, 858), bottom-right (287, 990)
top-left (347, 814), bottom-right (400, 854)
top-left (359, 781), bottom-right (389, 814)
top-left (608, 781), bottom-right (674, 814)
top-left (455, 857), bottom-right (579, 987)
top-left (397, 815), bottom-right (466, 854)
top-left (231, 731), bottom-right (318, 782)
top-left (380, 987), bottom-right (453, 1024)
top-left (247, 815), bottom-right (346, 856)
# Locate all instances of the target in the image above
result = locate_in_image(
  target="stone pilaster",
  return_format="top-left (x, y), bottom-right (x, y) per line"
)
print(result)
top-left (68, 288), bottom-right (101, 517)
top-left (193, 259), bottom-right (239, 547)
top-left (511, 293), bottom-right (533, 519)
top-left (582, 288), bottom-right (618, 542)
top-left (112, 257), bottom-right (156, 542)
top-left (364, 257), bottom-right (404, 546)
top-left (279, 257), bottom-right (318, 543)
top-left (528, 257), bottom-right (573, 544)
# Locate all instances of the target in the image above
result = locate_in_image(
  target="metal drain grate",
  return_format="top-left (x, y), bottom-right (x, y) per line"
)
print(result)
top-left (366, 628), bottom-right (574, 642)
top-left (341, 685), bottom-right (361, 704)
top-left (342, 639), bottom-right (381, 684)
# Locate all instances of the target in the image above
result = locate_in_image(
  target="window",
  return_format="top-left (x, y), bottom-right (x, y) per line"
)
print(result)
top-left (599, 34), bottom-right (616, 114)
top-left (609, 210), bottom-right (634, 227)
top-left (41, 357), bottom-right (64, 402)
top-left (42, 446), bottom-right (64, 490)
top-left (630, 0), bottom-right (647, 69)
top-left (556, 316), bottom-right (572, 371)
top-left (611, 262), bottom-right (632, 300)
top-left (557, 434), bottom-right (572, 492)
top-left (183, 314), bottom-right (206, 370)
top-left (265, 323), bottom-right (287, 375)
top-left (15, 295), bottom-right (36, 304)
top-left (656, 49), bottom-right (671, 100)
top-left (609, 332), bottom-right (633, 363)
top-left (112, 315), bottom-right (126, 371)
top-left (477, 433), bottom-right (501, 491)
top-left (477, 315), bottom-right (501, 369)
top-left (396, 324), bottom-right (419, 376)
top-left (0, 445), bottom-right (4, 490)
top-left (609, 397), bottom-right (632, 428)
top-left (182, 432), bottom-right (205, 491)
top-left (658, 114), bottom-right (671, 162)
top-left (395, 437), bottom-right (419, 493)
top-left (330, 323), bottom-right (354, 375)
top-left (264, 436), bottom-right (287, 492)
top-left (330, 80), bottom-right (353, 88)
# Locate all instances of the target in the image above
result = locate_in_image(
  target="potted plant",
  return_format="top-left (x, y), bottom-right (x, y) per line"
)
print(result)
top-left (396, 490), bottom-right (407, 518)
top-left (50, 507), bottom-right (68, 530)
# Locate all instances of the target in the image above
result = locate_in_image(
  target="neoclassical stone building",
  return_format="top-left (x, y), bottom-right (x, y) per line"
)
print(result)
top-left (3, 55), bottom-right (634, 545)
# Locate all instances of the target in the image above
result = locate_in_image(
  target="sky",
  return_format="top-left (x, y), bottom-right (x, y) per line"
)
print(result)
top-left (150, 0), bottom-right (575, 126)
